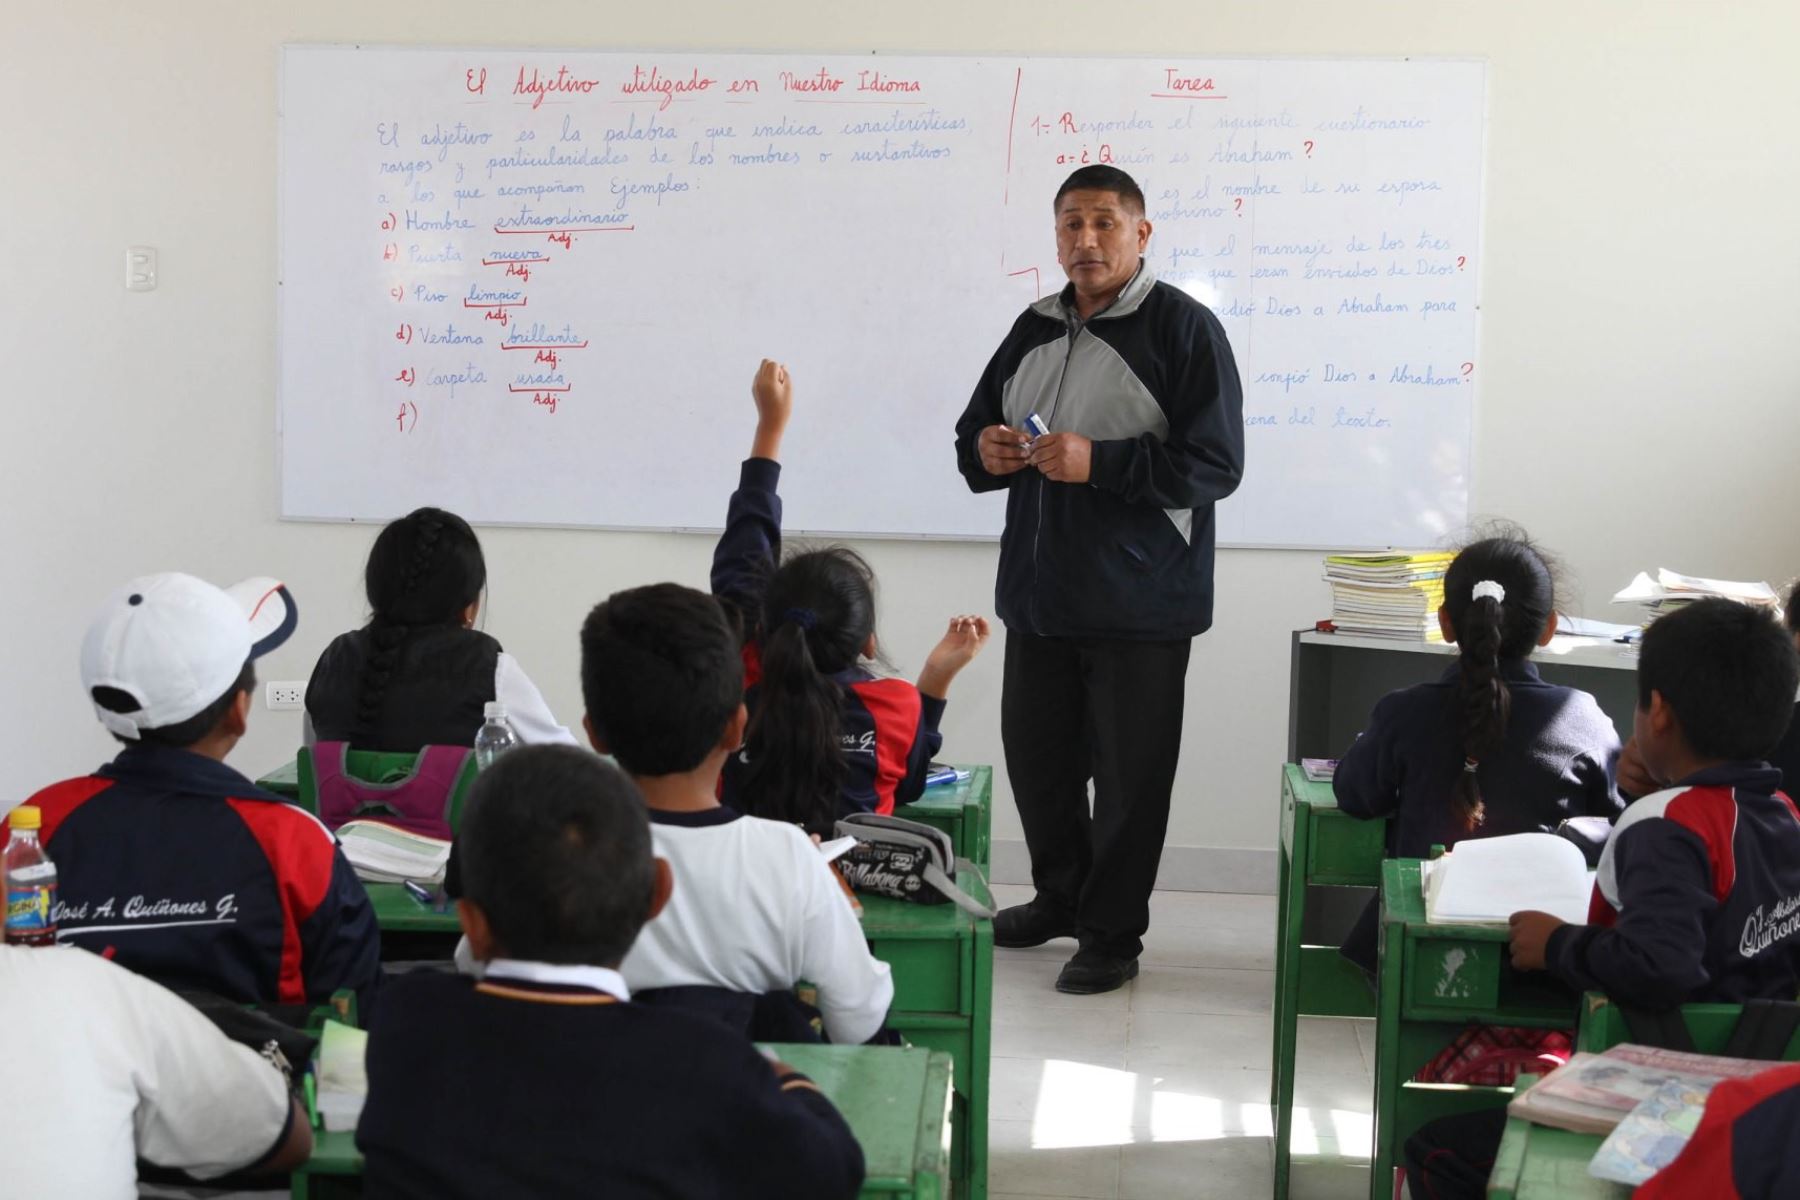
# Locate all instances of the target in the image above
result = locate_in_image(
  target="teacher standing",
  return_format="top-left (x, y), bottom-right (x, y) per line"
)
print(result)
top-left (953, 166), bottom-right (1245, 995)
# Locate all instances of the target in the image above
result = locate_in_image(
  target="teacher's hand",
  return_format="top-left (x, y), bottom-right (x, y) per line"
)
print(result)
top-left (978, 425), bottom-right (1032, 476)
top-left (1030, 432), bottom-right (1092, 483)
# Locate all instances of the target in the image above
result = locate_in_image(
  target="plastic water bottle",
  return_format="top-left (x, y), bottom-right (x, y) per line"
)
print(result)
top-left (4, 806), bottom-right (58, 947)
top-left (474, 702), bottom-right (519, 770)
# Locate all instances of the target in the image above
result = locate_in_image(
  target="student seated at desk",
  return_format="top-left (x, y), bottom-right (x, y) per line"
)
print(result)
top-left (358, 746), bottom-right (865, 1200)
top-left (1408, 598), bottom-right (1800, 1199)
top-left (305, 507), bottom-right (575, 751)
top-left (25, 573), bottom-right (381, 1014)
top-left (0, 943), bottom-right (312, 1198)
top-left (582, 582), bottom-right (895, 1045)
top-left (1333, 530), bottom-right (1623, 971)
top-left (712, 360), bottom-right (990, 834)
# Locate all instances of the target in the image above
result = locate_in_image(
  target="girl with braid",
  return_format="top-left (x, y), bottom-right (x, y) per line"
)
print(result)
top-left (1332, 528), bottom-right (1623, 973)
top-left (305, 507), bottom-right (576, 752)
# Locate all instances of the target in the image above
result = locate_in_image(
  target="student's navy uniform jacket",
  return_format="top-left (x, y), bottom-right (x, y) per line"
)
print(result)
top-left (953, 262), bottom-right (1244, 641)
top-left (1547, 762), bottom-right (1800, 1010)
top-left (25, 745), bottom-right (381, 1014)
top-left (711, 458), bottom-right (943, 826)
top-left (357, 970), bottom-right (864, 1200)
top-left (1768, 701), bottom-right (1800, 796)
top-left (1333, 659), bottom-right (1622, 969)
top-left (1638, 1060), bottom-right (1800, 1200)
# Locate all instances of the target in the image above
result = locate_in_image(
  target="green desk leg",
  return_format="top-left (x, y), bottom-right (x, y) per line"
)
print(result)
top-left (1370, 883), bottom-right (1407, 1200)
top-left (968, 894), bottom-right (992, 1200)
top-left (1272, 778), bottom-right (1307, 1200)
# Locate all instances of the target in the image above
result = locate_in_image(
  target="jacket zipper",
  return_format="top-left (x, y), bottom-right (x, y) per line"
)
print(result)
top-left (1029, 313), bottom-right (1082, 632)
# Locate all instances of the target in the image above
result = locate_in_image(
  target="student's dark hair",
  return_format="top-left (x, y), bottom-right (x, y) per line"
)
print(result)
top-left (95, 660), bottom-right (256, 749)
top-left (458, 745), bottom-right (654, 966)
top-left (738, 547), bottom-right (878, 834)
top-left (354, 507), bottom-right (486, 741)
top-left (1637, 598), bottom-right (1800, 762)
top-left (1787, 580), bottom-right (1800, 636)
top-left (1054, 165), bottom-right (1146, 215)
top-left (1441, 526), bottom-right (1559, 830)
top-left (580, 584), bottom-right (743, 776)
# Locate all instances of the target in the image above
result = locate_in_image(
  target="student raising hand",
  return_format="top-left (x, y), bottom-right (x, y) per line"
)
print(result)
top-left (751, 359), bottom-right (792, 462)
top-left (918, 615), bottom-right (992, 700)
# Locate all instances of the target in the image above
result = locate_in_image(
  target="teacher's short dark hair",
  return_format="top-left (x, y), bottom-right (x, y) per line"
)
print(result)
top-left (458, 745), bottom-right (655, 966)
top-left (1055, 166), bottom-right (1145, 215)
top-left (1636, 598), bottom-right (1800, 762)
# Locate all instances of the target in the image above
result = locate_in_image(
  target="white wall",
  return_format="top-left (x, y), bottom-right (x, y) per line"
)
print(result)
top-left (4, 1), bottom-right (1798, 891)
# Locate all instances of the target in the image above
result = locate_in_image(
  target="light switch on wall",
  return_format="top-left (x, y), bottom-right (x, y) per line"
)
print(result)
top-left (125, 246), bottom-right (157, 291)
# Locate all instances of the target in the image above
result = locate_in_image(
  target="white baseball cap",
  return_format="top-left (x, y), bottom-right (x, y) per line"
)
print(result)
top-left (81, 573), bottom-right (298, 739)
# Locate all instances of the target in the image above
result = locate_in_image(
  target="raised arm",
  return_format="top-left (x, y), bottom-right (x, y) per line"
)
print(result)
top-left (712, 360), bottom-right (792, 632)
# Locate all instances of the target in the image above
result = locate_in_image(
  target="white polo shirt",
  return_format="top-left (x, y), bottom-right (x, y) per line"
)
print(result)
top-left (0, 945), bottom-right (293, 1199)
top-left (620, 807), bottom-right (895, 1045)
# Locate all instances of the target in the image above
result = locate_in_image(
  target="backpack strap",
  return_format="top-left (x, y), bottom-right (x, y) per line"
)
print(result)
top-left (1722, 999), bottom-right (1800, 1061)
top-left (1617, 1004), bottom-right (1698, 1052)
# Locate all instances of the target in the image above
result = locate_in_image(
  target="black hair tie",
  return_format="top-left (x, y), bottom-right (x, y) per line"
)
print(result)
top-left (781, 607), bottom-right (818, 632)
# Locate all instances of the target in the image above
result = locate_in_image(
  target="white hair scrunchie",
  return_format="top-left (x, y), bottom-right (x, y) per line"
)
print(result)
top-left (1471, 580), bottom-right (1506, 604)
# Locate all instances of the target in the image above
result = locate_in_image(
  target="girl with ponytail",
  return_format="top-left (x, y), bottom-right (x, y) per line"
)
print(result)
top-left (714, 360), bottom-right (991, 835)
top-left (1332, 525), bottom-right (1623, 973)
top-left (306, 507), bottom-right (576, 752)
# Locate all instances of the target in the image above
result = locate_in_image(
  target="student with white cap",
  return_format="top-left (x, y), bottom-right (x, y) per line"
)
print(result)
top-left (20, 572), bottom-right (381, 1013)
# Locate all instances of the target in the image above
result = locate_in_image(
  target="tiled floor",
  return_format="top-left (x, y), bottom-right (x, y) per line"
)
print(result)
top-left (987, 883), bottom-right (1375, 1200)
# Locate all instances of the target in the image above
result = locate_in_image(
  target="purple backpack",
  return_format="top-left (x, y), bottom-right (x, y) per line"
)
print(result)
top-left (308, 742), bottom-right (473, 840)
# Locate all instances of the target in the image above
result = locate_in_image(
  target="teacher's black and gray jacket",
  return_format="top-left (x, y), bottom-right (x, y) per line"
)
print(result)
top-left (954, 262), bottom-right (1245, 640)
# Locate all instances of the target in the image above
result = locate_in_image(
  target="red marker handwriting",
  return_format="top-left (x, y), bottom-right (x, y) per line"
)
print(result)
top-left (505, 263), bottom-right (531, 282)
top-left (380, 212), bottom-right (396, 231)
top-left (515, 65), bottom-right (602, 110)
top-left (466, 68), bottom-right (487, 95)
top-left (390, 285), bottom-right (404, 303)
top-left (1233, 197), bottom-right (1243, 216)
top-left (395, 324), bottom-right (412, 344)
top-left (1456, 256), bottom-right (1466, 271)
top-left (534, 349), bottom-right (559, 367)
top-left (1461, 362), bottom-right (1475, 377)
top-left (382, 243), bottom-right (398, 262)
top-left (1303, 139), bottom-right (1314, 158)
top-left (395, 368), bottom-right (415, 386)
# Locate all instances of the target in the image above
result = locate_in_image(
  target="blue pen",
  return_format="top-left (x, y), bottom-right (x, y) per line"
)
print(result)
top-left (402, 879), bottom-right (436, 907)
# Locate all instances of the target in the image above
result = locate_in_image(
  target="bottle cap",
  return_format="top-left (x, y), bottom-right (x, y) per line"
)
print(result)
top-left (8, 805), bottom-right (42, 831)
top-left (483, 702), bottom-right (507, 720)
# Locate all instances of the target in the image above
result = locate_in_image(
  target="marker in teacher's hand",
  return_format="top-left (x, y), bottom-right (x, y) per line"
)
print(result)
top-left (1025, 413), bottom-right (1050, 439)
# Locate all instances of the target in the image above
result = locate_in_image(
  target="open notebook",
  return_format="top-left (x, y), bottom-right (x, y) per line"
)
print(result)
top-left (1422, 832), bottom-right (1594, 926)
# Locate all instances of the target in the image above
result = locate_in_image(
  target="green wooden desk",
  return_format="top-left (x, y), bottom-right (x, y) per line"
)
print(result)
top-left (896, 766), bottom-right (992, 872)
top-left (292, 1043), bottom-right (955, 1199)
top-left (1370, 858), bottom-right (1581, 1200)
top-left (863, 862), bottom-right (994, 1200)
top-left (259, 758), bottom-right (301, 799)
top-left (1487, 1077), bottom-right (1630, 1200)
top-left (1272, 763), bottom-right (1387, 1198)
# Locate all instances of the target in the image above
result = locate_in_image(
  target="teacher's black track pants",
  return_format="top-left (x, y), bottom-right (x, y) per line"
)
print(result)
top-left (1002, 630), bottom-right (1192, 960)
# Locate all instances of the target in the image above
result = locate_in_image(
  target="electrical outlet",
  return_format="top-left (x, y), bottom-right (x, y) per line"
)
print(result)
top-left (266, 681), bottom-right (306, 710)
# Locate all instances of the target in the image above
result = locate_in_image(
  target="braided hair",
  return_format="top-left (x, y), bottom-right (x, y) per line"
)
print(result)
top-left (353, 507), bottom-right (487, 743)
top-left (740, 546), bottom-right (877, 835)
top-left (1441, 527), bottom-right (1557, 830)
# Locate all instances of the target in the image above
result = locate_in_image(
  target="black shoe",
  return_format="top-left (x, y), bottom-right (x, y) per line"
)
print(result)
top-left (993, 903), bottom-right (1077, 949)
top-left (1055, 950), bottom-right (1140, 995)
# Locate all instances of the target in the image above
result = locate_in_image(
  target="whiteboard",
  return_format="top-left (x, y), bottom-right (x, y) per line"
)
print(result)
top-left (279, 47), bottom-right (1485, 546)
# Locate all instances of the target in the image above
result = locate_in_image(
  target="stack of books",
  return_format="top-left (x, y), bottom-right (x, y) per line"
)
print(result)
top-left (1612, 568), bottom-right (1781, 627)
top-left (1322, 551), bottom-right (1454, 642)
top-left (335, 819), bottom-right (451, 885)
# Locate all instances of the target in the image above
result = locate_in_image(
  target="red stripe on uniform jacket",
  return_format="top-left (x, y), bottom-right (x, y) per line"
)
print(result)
top-left (1664, 787), bottom-right (1741, 903)
top-left (29, 777), bottom-right (116, 843)
top-left (847, 678), bottom-right (923, 816)
top-left (224, 799), bottom-right (336, 1004)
